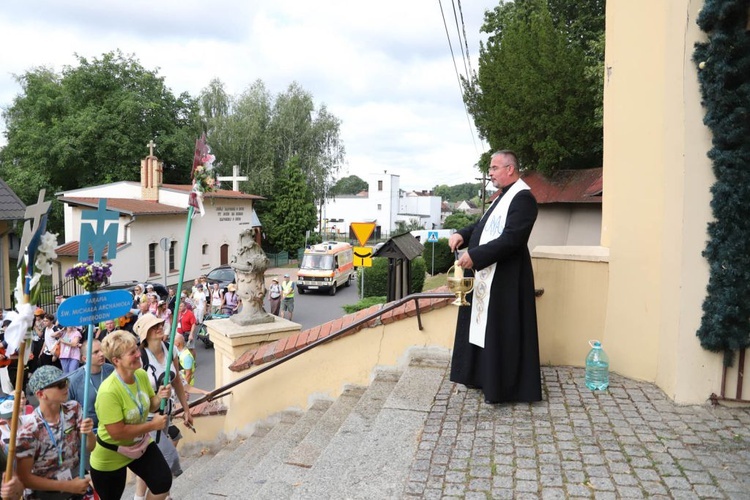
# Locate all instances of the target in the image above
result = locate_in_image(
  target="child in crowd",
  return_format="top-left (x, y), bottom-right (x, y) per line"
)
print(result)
top-left (58, 325), bottom-right (82, 374)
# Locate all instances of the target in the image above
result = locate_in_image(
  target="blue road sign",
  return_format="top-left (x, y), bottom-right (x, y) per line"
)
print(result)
top-left (56, 289), bottom-right (133, 326)
top-left (427, 231), bottom-right (439, 243)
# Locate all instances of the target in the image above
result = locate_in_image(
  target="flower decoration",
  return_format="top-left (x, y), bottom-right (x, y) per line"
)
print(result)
top-left (65, 260), bottom-right (113, 292)
top-left (189, 134), bottom-right (221, 217)
top-left (15, 231), bottom-right (58, 306)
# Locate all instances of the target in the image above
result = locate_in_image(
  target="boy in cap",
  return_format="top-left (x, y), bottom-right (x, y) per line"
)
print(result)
top-left (16, 365), bottom-right (95, 498)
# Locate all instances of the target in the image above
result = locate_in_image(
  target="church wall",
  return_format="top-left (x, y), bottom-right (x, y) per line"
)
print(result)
top-left (601, 0), bottom-right (720, 403)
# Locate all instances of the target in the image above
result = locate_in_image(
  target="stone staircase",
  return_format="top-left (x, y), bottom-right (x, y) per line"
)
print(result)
top-left (126, 347), bottom-right (450, 500)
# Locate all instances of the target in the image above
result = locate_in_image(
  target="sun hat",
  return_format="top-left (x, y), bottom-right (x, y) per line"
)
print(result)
top-left (227, 284), bottom-right (237, 292)
top-left (272, 278), bottom-right (278, 282)
top-left (133, 313), bottom-right (166, 343)
top-left (34, 307), bottom-right (45, 317)
top-left (28, 365), bottom-right (66, 394)
top-left (284, 274), bottom-right (290, 278)
top-left (0, 398), bottom-right (14, 419)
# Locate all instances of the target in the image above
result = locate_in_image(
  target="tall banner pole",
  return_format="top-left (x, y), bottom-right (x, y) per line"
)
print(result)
top-left (158, 133), bottom-right (216, 441)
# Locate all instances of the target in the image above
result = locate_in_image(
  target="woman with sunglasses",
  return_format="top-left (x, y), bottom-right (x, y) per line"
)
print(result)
top-left (15, 365), bottom-right (95, 499)
top-left (89, 331), bottom-right (171, 500)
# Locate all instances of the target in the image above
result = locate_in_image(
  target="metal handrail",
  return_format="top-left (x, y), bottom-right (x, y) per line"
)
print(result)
top-left (174, 291), bottom-right (455, 416)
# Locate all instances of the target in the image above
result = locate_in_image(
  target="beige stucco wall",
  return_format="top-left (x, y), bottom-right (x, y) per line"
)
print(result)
top-left (532, 247), bottom-right (609, 368)
top-left (602, 0), bottom-right (722, 403)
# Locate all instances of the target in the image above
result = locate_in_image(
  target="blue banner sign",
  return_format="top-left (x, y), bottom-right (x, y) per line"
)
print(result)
top-left (57, 289), bottom-right (133, 326)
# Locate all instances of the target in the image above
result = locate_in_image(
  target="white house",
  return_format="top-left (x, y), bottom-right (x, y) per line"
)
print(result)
top-left (55, 150), bottom-right (263, 288)
top-left (321, 172), bottom-right (442, 239)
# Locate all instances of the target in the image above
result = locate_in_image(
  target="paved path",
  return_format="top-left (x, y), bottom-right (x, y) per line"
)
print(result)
top-left (406, 366), bottom-right (750, 499)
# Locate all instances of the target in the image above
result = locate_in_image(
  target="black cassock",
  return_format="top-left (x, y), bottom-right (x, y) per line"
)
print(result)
top-left (450, 183), bottom-right (542, 403)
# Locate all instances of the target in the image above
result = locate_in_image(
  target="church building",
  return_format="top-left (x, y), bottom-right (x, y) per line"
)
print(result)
top-left (54, 145), bottom-right (263, 288)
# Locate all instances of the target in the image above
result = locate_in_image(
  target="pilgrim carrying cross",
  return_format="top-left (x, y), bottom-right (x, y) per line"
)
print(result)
top-left (217, 165), bottom-right (249, 191)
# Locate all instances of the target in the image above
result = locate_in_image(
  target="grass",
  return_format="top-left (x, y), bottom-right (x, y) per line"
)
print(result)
top-left (423, 272), bottom-right (448, 290)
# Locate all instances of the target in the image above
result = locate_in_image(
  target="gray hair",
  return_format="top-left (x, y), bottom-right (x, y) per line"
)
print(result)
top-left (491, 150), bottom-right (520, 169)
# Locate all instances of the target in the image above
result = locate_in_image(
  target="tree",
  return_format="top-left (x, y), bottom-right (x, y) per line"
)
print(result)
top-left (443, 212), bottom-right (480, 230)
top-left (394, 219), bottom-right (425, 235)
top-left (329, 175), bottom-right (368, 196)
top-left (465, 0), bottom-right (604, 174)
top-left (264, 157), bottom-right (318, 254)
top-left (0, 51), bottom-right (201, 232)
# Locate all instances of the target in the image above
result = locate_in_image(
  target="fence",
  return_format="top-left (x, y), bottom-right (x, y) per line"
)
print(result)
top-left (266, 251), bottom-right (289, 268)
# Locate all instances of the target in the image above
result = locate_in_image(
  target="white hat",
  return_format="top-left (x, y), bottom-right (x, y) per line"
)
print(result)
top-left (0, 399), bottom-right (14, 419)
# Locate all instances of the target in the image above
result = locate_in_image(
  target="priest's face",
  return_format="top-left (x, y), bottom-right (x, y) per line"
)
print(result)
top-left (488, 155), bottom-right (514, 189)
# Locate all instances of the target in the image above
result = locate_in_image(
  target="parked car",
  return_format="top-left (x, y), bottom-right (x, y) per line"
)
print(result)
top-left (204, 265), bottom-right (236, 291)
top-left (100, 281), bottom-right (169, 301)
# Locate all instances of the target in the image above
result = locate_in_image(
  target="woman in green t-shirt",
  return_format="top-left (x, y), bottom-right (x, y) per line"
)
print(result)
top-left (89, 331), bottom-right (172, 500)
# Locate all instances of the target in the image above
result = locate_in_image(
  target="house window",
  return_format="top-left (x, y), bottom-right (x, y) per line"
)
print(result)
top-left (202, 244), bottom-right (208, 255)
top-left (148, 243), bottom-right (157, 275)
top-left (377, 204), bottom-right (382, 210)
top-left (169, 241), bottom-right (176, 271)
top-left (378, 180), bottom-right (383, 191)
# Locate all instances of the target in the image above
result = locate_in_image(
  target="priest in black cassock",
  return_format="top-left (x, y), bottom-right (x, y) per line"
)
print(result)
top-left (448, 150), bottom-right (542, 404)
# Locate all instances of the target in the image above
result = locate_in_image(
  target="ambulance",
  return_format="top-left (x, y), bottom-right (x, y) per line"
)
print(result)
top-left (297, 241), bottom-right (354, 295)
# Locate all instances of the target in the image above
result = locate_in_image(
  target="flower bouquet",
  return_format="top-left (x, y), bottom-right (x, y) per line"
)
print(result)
top-left (65, 260), bottom-right (113, 292)
top-left (188, 134), bottom-right (221, 216)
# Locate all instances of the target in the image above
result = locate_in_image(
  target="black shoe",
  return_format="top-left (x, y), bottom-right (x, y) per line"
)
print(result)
top-left (484, 398), bottom-right (499, 405)
top-left (465, 384), bottom-right (480, 389)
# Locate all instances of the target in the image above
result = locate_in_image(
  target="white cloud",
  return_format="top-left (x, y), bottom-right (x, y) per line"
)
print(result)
top-left (0, 0), bottom-right (494, 190)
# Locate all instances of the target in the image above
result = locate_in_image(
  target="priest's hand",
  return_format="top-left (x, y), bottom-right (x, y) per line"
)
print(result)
top-left (457, 252), bottom-right (474, 270)
top-left (448, 234), bottom-right (464, 252)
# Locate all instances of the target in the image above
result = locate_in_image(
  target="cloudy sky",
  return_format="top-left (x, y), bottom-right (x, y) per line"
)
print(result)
top-left (0, 1), bottom-right (497, 191)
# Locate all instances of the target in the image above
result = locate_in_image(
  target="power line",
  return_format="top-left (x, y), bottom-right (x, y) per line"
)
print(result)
top-left (437, 0), bottom-right (479, 153)
top-left (457, 0), bottom-right (474, 77)
top-left (450, 0), bottom-right (471, 81)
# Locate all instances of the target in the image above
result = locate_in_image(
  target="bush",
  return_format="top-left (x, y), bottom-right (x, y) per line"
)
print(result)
top-left (422, 238), bottom-right (454, 275)
top-left (358, 256), bottom-right (427, 297)
top-left (342, 296), bottom-right (387, 314)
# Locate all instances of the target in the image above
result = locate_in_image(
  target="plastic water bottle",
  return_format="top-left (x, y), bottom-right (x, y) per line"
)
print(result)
top-left (585, 340), bottom-right (609, 391)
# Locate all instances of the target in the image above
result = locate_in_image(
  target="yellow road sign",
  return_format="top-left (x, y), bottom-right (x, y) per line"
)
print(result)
top-left (350, 222), bottom-right (376, 246)
top-left (353, 246), bottom-right (373, 267)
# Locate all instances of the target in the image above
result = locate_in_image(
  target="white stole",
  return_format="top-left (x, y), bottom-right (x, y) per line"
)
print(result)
top-left (469, 179), bottom-right (531, 347)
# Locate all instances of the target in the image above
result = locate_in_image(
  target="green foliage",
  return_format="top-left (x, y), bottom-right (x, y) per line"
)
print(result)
top-left (342, 296), bottom-right (386, 314)
top-left (394, 218), bottom-right (425, 235)
top-left (422, 238), bottom-right (454, 275)
top-left (411, 257), bottom-right (426, 293)
top-left (359, 256), bottom-right (426, 298)
top-left (692, 0), bottom-right (750, 365)
top-left (465, 0), bottom-right (604, 174)
top-left (443, 212), bottom-right (479, 230)
top-left (432, 183), bottom-right (482, 202)
top-left (0, 51), bottom-right (201, 233)
top-left (201, 80), bottom-right (345, 227)
top-left (264, 157), bottom-right (318, 254)
top-left (329, 175), bottom-right (368, 196)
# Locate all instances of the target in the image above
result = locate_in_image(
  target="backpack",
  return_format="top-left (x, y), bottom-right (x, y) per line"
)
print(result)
top-left (140, 342), bottom-right (177, 388)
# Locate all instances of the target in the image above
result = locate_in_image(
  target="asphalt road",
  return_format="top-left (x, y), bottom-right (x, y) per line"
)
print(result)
top-left (192, 273), bottom-right (361, 395)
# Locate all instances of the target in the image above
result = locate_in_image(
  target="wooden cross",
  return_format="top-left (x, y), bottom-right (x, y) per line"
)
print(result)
top-left (217, 165), bottom-right (249, 191)
top-left (147, 140), bottom-right (156, 157)
top-left (17, 190), bottom-right (52, 268)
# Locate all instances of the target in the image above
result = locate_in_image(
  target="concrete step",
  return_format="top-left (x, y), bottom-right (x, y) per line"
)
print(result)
top-left (291, 347), bottom-right (450, 500)
top-left (172, 409), bottom-right (304, 499)
top-left (206, 399), bottom-right (334, 498)
top-left (250, 367), bottom-right (403, 500)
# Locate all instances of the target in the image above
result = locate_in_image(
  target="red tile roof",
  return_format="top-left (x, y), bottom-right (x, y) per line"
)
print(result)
top-left (59, 197), bottom-right (186, 216)
top-left (490, 168), bottom-right (603, 204)
top-left (56, 241), bottom-right (127, 258)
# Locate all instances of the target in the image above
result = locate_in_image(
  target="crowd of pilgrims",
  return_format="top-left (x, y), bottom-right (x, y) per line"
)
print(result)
top-left (0, 275), bottom-right (241, 499)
